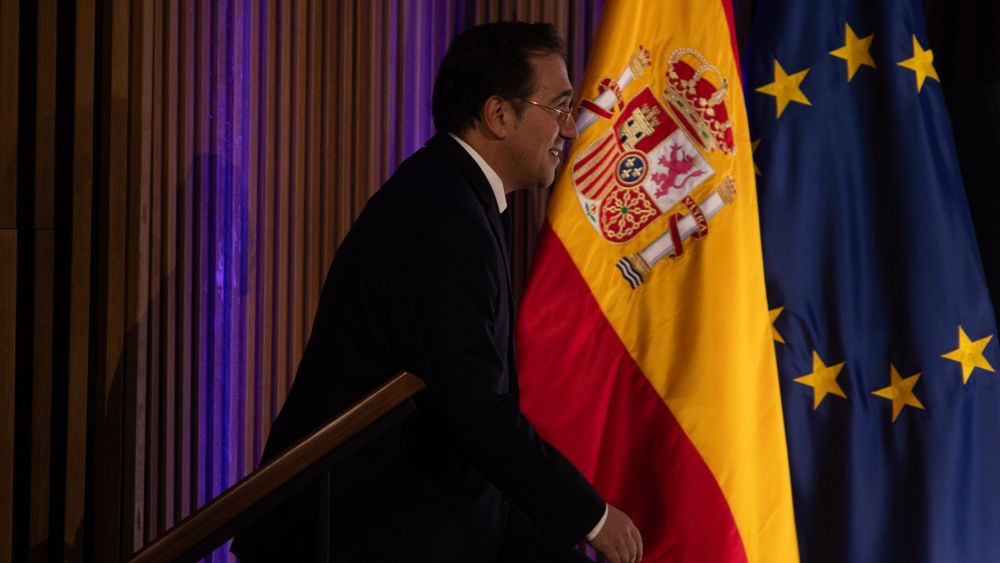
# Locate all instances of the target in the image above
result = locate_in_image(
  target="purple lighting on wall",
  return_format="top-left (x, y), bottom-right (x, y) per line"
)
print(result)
top-left (195, 0), bottom-right (251, 560)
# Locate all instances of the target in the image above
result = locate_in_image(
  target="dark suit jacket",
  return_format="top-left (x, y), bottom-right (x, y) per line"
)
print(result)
top-left (231, 133), bottom-right (605, 562)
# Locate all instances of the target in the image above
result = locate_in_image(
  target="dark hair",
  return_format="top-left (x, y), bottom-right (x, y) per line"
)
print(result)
top-left (432, 22), bottom-right (566, 135)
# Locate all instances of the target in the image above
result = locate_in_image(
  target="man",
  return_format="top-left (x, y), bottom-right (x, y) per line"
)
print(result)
top-left (232, 22), bottom-right (642, 563)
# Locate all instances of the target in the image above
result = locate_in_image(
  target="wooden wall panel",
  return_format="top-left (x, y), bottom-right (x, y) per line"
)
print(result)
top-left (5, 2), bottom-right (607, 561)
top-left (64, 1), bottom-right (96, 556)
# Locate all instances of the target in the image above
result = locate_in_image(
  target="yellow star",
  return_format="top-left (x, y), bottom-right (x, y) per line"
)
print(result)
top-left (752, 139), bottom-right (762, 176)
top-left (794, 351), bottom-right (847, 409)
top-left (871, 364), bottom-right (925, 422)
top-left (769, 306), bottom-right (785, 343)
top-left (755, 60), bottom-right (812, 118)
top-left (942, 326), bottom-right (995, 383)
top-left (829, 23), bottom-right (876, 81)
top-left (897, 36), bottom-right (940, 92)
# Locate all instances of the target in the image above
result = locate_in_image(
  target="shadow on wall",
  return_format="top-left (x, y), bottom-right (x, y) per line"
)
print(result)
top-left (64, 153), bottom-right (251, 563)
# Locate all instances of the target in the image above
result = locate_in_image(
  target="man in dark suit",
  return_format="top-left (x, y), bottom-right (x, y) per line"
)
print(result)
top-left (232, 22), bottom-right (642, 563)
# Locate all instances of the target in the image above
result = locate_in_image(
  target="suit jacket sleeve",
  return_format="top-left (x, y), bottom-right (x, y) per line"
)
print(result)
top-left (399, 205), bottom-right (606, 547)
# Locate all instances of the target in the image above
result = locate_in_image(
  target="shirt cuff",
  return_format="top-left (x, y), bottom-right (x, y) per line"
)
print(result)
top-left (585, 504), bottom-right (610, 542)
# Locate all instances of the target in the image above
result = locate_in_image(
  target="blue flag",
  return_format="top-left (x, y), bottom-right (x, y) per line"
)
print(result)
top-left (745, 1), bottom-right (1000, 561)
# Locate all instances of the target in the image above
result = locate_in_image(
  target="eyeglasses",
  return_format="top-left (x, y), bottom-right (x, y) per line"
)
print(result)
top-left (516, 98), bottom-right (575, 127)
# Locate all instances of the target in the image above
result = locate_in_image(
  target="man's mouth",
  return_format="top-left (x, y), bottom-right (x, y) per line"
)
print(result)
top-left (549, 148), bottom-right (562, 157)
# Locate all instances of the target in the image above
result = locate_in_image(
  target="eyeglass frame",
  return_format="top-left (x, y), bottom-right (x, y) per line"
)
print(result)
top-left (514, 98), bottom-right (576, 127)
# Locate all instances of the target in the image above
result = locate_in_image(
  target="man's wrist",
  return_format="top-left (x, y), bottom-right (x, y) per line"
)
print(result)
top-left (585, 503), bottom-right (610, 541)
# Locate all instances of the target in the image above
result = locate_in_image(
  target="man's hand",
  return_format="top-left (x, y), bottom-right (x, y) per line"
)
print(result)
top-left (588, 504), bottom-right (642, 563)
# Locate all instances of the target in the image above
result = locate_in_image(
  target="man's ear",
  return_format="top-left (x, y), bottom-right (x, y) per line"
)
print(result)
top-left (481, 95), bottom-right (512, 140)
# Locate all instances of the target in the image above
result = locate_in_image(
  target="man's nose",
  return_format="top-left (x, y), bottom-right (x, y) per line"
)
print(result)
top-left (561, 115), bottom-right (578, 141)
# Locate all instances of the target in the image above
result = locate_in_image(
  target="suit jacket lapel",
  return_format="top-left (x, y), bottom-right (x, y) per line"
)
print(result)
top-left (425, 133), bottom-right (513, 285)
top-left (426, 133), bottom-right (519, 395)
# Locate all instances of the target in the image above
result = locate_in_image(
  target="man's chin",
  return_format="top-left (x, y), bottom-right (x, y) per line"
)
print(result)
top-left (537, 175), bottom-right (556, 189)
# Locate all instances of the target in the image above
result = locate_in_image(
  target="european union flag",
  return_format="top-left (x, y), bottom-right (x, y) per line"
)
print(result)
top-left (745, 1), bottom-right (1000, 561)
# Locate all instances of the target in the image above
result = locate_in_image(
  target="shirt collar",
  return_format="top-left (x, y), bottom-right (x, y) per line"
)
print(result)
top-left (449, 133), bottom-right (507, 213)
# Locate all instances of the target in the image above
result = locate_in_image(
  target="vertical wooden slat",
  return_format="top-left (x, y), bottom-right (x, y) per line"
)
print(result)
top-left (29, 232), bottom-right (53, 563)
top-left (176, 0), bottom-right (195, 524)
top-left (290, 0), bottom-right (306, 377)
top-left (93, 0), bottom-right (131, 557)
top-left (275, 0), bottom-right (291, 401)
top-left (378, 0), bottom-right (394, 183)
top-left (229, 0), bottom-right (248, 501)
top-left (259, 0), bottom-right (276, 439)
top-left (320, 0), bottom-right (335, 268)
top-left (64, 0), bottom-right (95, 558)
top-left (363, 1), bottom-right (377, 198)
top-left (305, 0), bottom-right (321, 340)
top-left (393, 0), bottom-right (407, 180)
top-left (161, 0), bottom-right (179, 533)
top-left (334, 1), bottom-right (353, 249)
top-left (1, 21), bottom-right (21, 563)
top-left (402, 0), bottom-right (421, 154)
top-left (0, 232), bottom-right (15, 563)
top-left (244, 0), bottom-right (261, 468)
top-left (123, 0), bottom-right (154, 555)
top-left (192, 0), bottom-right (211, 515)
top-left (0, 0), bottom-right (18, 227)
top-left (28, 2), bottom-right (57, 560)
top-left (145, 0), bottom-right (164, 543)
top-left (205, 0), bottom-right (223, 532)
top-left (34, 0), bottom-right (56, 230)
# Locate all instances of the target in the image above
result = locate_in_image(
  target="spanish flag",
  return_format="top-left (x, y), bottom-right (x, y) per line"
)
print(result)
top-left (516, 1), bottom-right (799, 560)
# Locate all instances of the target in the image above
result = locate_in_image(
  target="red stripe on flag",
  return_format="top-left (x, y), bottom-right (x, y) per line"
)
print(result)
top-left (575, 145), bottom-right (618, 187)
top-left (517, 224), bottom-right (747, 563)
top-left (580, 161), bottom-right (617, 198)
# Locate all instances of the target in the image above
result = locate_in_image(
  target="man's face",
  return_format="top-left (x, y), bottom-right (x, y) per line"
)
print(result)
top-left (505, 54), bottom-right (577, 191)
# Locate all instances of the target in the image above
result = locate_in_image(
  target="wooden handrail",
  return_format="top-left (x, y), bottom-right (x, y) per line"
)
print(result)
top-left (128, 371), bottom-right (425, 563)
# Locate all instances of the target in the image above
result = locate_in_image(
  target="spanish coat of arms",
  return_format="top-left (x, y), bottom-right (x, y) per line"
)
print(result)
top-left (572, 47), bottom-right (738, 288)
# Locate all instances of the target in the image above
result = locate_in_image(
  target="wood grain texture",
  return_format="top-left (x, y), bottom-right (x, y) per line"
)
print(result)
top-left (0, 0), bottom-right (18, 227)
top-left (0, 231), bottom-right (16, 563)
top-left (92, 0), bottom-right (132, 559)
top-left (63, 1), bottom-right (95, 558)
top-left (29, 231), bottom-right (54, 563)
top-left (123, 0), bottom-right (153, 554)
top-left (34, 0), bottom-right (56, 229)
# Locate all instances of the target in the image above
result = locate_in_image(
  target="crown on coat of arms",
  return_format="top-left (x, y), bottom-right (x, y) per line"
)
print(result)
top-left (663, 48), bottom-right (734, 154)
